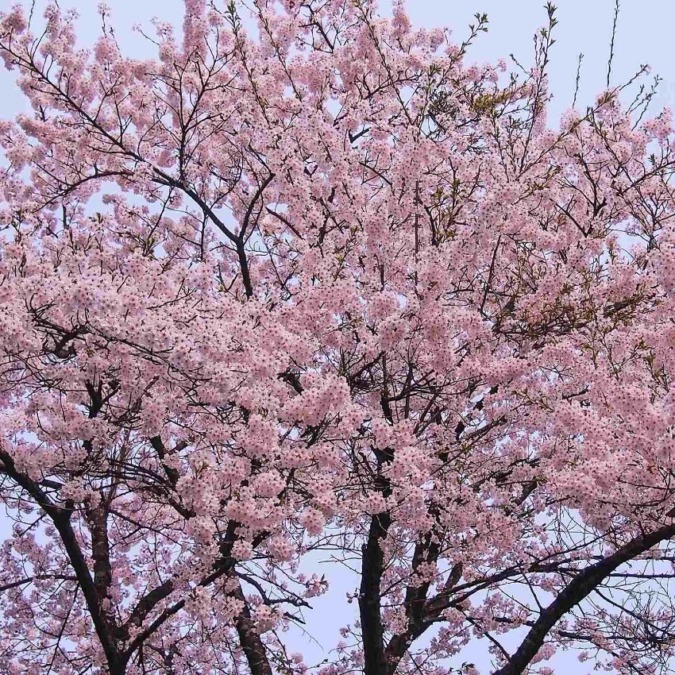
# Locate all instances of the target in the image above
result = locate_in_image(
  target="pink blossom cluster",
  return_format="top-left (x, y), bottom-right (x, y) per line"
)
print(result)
top-left (0, 1), bottom-right (673, 673)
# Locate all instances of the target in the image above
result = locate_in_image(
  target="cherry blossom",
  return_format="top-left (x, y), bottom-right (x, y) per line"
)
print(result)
top-left (0, 1), bottom-right (675, 673)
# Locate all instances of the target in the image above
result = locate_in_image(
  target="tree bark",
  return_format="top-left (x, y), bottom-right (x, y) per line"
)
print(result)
top-left (232, 583), bottom-right (273, 675)
top-left (359, 509), bottom-right (392, 675)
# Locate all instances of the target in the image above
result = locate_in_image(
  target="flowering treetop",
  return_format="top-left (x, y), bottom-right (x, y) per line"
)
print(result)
top-left (0, 1), bottom-right (674, 673)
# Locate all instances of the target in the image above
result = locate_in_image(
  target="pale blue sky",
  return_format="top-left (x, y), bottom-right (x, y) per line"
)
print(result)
top-left (4, 0), bottom-right (675, 119)
top-left (0, 0), bottom-right (673, 672)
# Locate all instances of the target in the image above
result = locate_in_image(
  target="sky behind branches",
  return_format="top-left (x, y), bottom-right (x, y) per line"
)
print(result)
top-left (3, 0), bottom-right (675, 118)
top-left (0, 0), bottom-right (672, 672)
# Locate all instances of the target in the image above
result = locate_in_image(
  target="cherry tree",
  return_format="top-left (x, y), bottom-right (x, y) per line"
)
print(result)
top-left (1, 0), bottom-right (675, 673)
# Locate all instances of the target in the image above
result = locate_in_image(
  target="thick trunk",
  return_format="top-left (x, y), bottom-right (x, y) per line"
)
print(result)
top-left (359, 510), bottom-right (392, 675)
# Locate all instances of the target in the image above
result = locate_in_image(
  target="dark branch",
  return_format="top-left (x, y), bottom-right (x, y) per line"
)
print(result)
top-left (494, 524), bottom-right (675, 675)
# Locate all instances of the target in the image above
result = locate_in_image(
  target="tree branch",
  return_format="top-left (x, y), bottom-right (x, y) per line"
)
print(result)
top-left (494, 524), bottom-right (675, 675)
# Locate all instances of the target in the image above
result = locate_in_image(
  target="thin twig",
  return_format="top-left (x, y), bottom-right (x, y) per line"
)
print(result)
top-left (573, 52), bottom-right (584, 108)
top-left (606, 0), bottom-right (620, 88)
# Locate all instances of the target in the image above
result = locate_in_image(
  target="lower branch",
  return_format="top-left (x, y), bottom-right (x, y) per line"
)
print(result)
top-left (232, 582), bottom-right (273, 675)
top-left (494, 524), bottom-right (675, 675)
